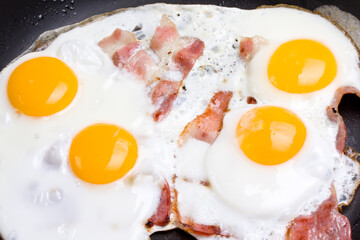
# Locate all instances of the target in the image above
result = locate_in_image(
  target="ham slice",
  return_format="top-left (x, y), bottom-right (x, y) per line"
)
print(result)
top-left (178, 91), bottom-right (233, 146)
top-left (287, 187), bottom-right (351, 240)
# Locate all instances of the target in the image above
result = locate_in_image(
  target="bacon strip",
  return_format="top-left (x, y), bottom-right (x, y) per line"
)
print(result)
top-left (178, 91), bottom-right (233, 146)
top-left (98, 29), bottom-right (137, 57)
top-left (150, 38), bottom-right (204, 121)
top-left (145, 181), bottom-right (171, 228)
top-left (287, 187), bottom-right (351, 240)
top-left (99, 29), bottom-right (156, 81)
top-left (239, 37), bottom-right (254, 61)
top-left (239, 36), bottom-right (267, 62)
top-left (174, 38), bottom-right (205, 79)
top-left (112, 42), bottom-right (140, 68)
top-left (327, 86), bottom-right (360, 153)
top-left (149, 16), bottom-right (204, 121)
top-left (125, 50), bottom-right (156, 81)
top-left (150, 14), bottom-right (179, 56)
top-left (152, 80), bottom-right (182, 122)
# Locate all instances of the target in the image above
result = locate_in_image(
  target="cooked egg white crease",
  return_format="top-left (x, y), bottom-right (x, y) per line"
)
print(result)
top-left (0, 3), bottom-right (360, 240)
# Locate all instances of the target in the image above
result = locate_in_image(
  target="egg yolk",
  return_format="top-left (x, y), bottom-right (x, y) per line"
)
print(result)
top-left (7, 57), bottom-right (78, 117)
top-left (69, 124), bottom-right (138, 184)
top-left (268, 39), bottom-right (337, 93)
top-left (236, 106), bottom-right (306, 165)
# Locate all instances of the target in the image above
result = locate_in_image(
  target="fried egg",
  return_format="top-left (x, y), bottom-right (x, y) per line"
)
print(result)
top-left (175, 104), bottom-right (358, 239)
top-left (246, 8), bottom-right (360, 113)
top-left (207, 105), bottom-right (334, 220)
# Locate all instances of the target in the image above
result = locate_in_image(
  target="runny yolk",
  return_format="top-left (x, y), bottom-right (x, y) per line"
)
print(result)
top-left (69, 124), bottom-right (138, 184)
top-left (268, 39), bottom-right (337, 93)
top-left (7, 57), bottom-right (78, 117)
top-left (236, 106), bottom-right (306, 165)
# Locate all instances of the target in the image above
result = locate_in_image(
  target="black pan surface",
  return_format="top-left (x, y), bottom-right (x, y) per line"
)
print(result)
top-left (1, 0), bottom-right (360, 239)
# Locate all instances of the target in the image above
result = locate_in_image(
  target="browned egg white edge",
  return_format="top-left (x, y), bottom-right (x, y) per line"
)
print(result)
top-left (1, 2), bottom-right (360, 238)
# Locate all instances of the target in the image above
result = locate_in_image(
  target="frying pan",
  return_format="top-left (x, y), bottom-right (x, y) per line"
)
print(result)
top-left (1, 0), bottom-right (360, 239)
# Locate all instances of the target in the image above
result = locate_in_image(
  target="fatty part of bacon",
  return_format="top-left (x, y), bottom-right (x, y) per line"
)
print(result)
top-left (145, 180), bottom-right (171, 228)
top-left (178, 91), bottom-right (233, 146)
top-left (286, 188), bottom-right (351, 240)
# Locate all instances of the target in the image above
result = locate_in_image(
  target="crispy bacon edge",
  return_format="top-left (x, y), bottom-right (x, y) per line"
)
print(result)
top-left (178, 91), bottom-right (233, 146)
top-left (326, 86), bottom-right (360, 153)
top-left (286, 186), bottom-right (351, 240)
top-left (145, 180), bottom-right (172, 228)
